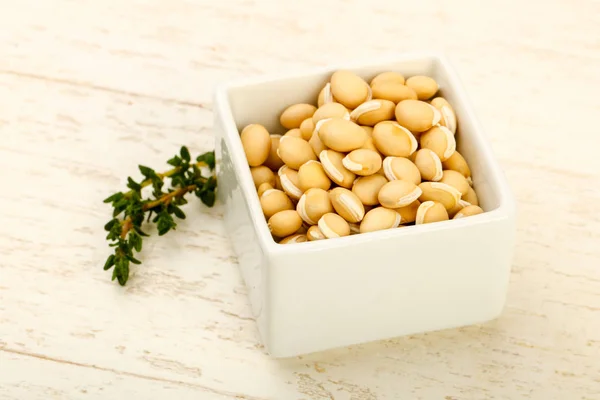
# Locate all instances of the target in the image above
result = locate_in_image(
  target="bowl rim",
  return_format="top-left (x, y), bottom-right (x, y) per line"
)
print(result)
top-left (214, 52), bottom-right (516, 255)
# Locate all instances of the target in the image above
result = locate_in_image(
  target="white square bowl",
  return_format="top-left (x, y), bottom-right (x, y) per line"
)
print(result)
top-left (213, 52), bottom-right (517, 358)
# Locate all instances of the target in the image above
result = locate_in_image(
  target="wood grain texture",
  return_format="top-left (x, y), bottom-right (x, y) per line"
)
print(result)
top-left (0, 0), bottom-right (599, 399)
top-left (0, 351), bottom-right (236, 400)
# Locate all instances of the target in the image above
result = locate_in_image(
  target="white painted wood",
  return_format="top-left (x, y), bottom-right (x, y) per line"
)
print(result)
top-left (0, 351), bottom-right (235, 400)
top-left (0, 0), bottom-right (599, 398)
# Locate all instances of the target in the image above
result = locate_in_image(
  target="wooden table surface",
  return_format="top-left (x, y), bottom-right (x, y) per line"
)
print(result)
top-left (1, 0), bottom-right (599, 399)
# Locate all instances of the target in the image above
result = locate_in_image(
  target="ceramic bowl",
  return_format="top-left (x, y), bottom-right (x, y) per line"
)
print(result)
top-left (213, 52), bottom-right (516, 358)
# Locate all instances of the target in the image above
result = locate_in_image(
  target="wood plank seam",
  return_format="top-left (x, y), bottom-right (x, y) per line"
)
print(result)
top-left (0, 348), bottom-right (267, 400)
top-left (0, 69), bottom-right (211, 110)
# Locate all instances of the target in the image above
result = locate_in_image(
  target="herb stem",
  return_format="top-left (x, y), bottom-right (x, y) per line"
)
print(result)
top-left (124, 161), bottom-right (208, 199)
top-left (118, 184), bottom-right (199, 240)
top-left (120, 217), bottom-right (133, 239)
top-left (142, 184), bottom-right (197, 211)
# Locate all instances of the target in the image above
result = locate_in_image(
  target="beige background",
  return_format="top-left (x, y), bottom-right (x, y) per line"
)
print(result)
top-left (1, 0), bottom-right (599, 399)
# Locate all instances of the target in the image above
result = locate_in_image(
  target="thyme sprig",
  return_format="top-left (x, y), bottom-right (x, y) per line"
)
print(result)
top-left (102, 146), bottom-right (217, 286)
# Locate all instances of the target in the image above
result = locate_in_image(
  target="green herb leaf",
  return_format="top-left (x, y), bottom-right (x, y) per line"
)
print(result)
top-left (167, 156), bottom-right (181, 167)
top-left (111, 258), bottom-right (120, 281)
top-left (156, 211), bottom-right (175, 236)
top-left (180, 146), bottom-right (191, 162)
top-left (104, 218), bottom-right (118, 231)
top-left (117, 258), bottom-right (130, 286)
top-left (103, 254), bottom-right (116, 270)
top-left (112, 202), bottom-right (127, 217)
top-left (127, 177), bottom-right (141, 192)
top-left (128, 255), bottom-right (142, 265)
top-left (200, 190), bottom-right (216, 207)
top-left (139, 165), bottom-right (154, 178)
top-left (103, 192), bottom-right (124, 204)
top-left (171, 176), bottom-right (185, 188)
top-left (172, 206), bottom-right (186, 219)
top-left (197, 151), bottom-right (216, 169)
top-left (129, 232), bottom-right (142, 252)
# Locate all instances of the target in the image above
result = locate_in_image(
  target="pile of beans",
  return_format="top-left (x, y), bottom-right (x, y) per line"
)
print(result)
top-left (239, 70), bottom-right (483, 244)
